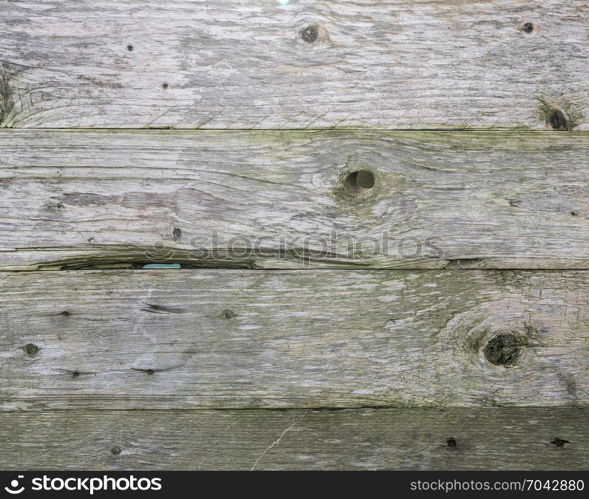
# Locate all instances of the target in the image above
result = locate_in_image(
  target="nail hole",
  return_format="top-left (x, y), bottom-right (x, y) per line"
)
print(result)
top-left (146, 369), bottom-right (154, 375)
top-left (522, 22), bottom-right (534, 33)
top-left (551, 438), bottom-right (570, 448)
top-left (127, 45), bottom-right (134, 52)
top-left (223, 309), bottom-right (237, 320)
top-left (23, 343), bottom-right (39, 355)
top-left (570, 211), bottom-right (579, 217)
top-left (344, 170), bottom-right (375, 196)
top-left (300, 24), bottom-right (319, 43)
top-left (162, 82), bottom-right (169, 89)
top-left (111, 446), bottom-right (122, 455)
top-left (72, 370), bottom-right (80, 378)
top-left (447, 438), bottom-right (457, 448)
top-left (61, 310), bottom-right (71, 317)
top-left (483, 332), bottom-right (524, 367)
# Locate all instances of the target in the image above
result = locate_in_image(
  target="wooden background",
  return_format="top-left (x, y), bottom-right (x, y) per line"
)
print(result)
top-left (0, 0), bottom-right (587, 470)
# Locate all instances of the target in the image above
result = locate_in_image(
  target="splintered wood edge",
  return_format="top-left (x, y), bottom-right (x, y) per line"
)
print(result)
top-left (1, 129), bottom-right (589, 270)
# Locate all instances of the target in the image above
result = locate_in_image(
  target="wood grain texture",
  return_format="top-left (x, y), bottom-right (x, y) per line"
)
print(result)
top-left (2, 130), bottom-right (589, 270)
top-left (0, 0), bottom-right (587, 129)
top-left (2, 408), bottom-right (587, 470)
top-left (1, 269), bottom-right (587, 410)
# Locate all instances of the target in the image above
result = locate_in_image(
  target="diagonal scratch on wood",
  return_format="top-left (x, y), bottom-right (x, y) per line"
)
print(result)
top-left (250, 411), bottom-right (308, 471)
top-left (143, 106), bottom-right (178, 128)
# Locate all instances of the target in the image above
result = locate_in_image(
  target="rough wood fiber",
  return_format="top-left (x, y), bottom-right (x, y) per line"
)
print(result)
top-left (1, 270), bottom-right (587, 410)
top-left (2, 408), bottom-right (586, 470)
top-left (2, 130), bottom-right (589, 270)
top-left (0, 0), bottom-right (587, 129)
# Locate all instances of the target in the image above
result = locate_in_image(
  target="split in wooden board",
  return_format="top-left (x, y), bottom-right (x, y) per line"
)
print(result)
top-left (1, 130), bottom-right (589, 270)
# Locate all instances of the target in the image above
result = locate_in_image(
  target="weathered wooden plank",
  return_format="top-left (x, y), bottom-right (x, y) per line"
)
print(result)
top-left (2, 408), bottom-right (586, 470)
top-left (1, 130), bottom-right (589, 270)
top-left (0, 0), bottom-right (587, 129)
top-left (1, 269), bottom-right (587, 410)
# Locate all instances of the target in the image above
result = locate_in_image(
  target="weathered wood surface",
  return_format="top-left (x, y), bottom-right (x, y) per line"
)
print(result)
top-left (2, 130), bottom-right (589, 270)
top-left (1, 270), bottom-right (587, 410)
top-left (2, 408), bottom-right (586, 470)
top-left (0, 0), bottom-right (587, 129)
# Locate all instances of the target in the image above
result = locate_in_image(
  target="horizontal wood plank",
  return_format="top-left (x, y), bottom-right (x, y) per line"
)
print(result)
top-left (0, 1), bottom-right (587, 129)
top-left (2, 130), bottom-right (589, 270)
top-left (1, 269), bottom-right (587, 410)
top-left (2, 408), bottom-right (587, 470)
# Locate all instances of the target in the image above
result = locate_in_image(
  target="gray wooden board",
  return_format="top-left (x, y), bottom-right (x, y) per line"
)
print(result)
top-left (1, 408), bottom-right (587, 470)
top-left (1, 269), bottom-right (587, 410)
top-left (0, 1), bottom-right (587, 129)
top-left (1, 130), bottom-right (589, 270)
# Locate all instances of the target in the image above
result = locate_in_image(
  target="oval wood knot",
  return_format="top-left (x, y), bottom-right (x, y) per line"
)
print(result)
top-left (483, 332), bottom-right (527, 367)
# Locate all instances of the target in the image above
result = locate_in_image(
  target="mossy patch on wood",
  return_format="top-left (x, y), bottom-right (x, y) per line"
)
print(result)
top-left (0, 64), bottom-right (16, 127)
top-left (537, 97), bottom-right (582, 131)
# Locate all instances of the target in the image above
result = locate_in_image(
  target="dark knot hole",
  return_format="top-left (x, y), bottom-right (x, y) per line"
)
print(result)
top-left (483, 333), bottom-right (525, 367)
top-left (344, 170), bottom-right (375, 196)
